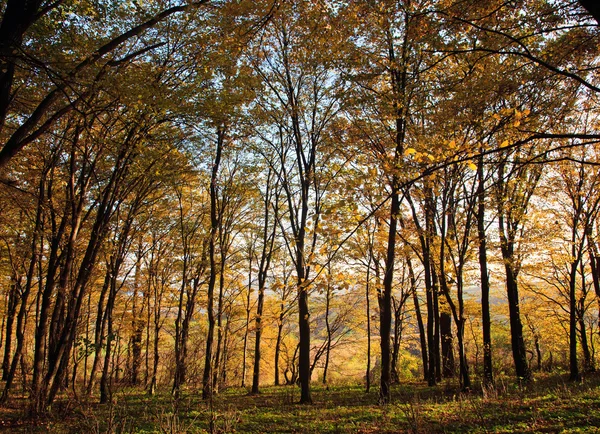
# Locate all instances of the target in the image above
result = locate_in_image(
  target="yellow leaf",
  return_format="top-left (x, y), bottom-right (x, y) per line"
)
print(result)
top-left (468, 162), bottom-right (477, 171)
top-left (500, 140), bottom-right (509, 148)
top-left (404, 147), bottom-right (417, 156)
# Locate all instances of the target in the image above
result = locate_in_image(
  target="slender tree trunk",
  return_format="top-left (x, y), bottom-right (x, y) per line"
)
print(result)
top-left (456, 317), bottom-right (470, 389)
top-left (130, 239), bottom-right (144, 385)
top-left (83, 291), bottom-right (91, 389)
top-left (149, 308), bottom-right (160, 396)
top-left (534, 335), bottom-right (542, 371)
top-left (202, 126), bottom-right (224, 400)
top-left (477, 154), bottom-right (494, 387)
top-left (440, 312), bottom-right (455, 378)
top-left (2, 281), bottom-right (18, 381)
top-left (569, 260), bottom-right (581, 381)
top-left (568, 209), bottom-right (583, 381)
top-left (86, 271), bottom-right (111, 396)
top-left (322, 280), bottom-right (332, 386)
top-left (407, 256), bottom-right (427, 382)
top-left (251, 169), bottom-right (277, 394)
top-left (251, 282), bottom-right (264, 393)
top-left (378, 6), bottom-right (411, 404)
top-left (172, 264), bottom-right (188, 396)
top-left (297, 271), bottom-right (312, 403)
top-left (407, 190), bottom-right (437, 388)
top-left (503, 261), bottom-right (531, 382)
top-left (390, 298), bottom-right (404, 384)
top-left (365, 252), bottom-right (372, 393)
top-left (212, 265), bottom-right (226, 393)
top-left (241, 268), bottom-right (252, 388)
top-left (431, 261), bottom-right (441, 383)
top-left (379, 186), bottom-right (399, 404)
top-left (99, 290), bottom-right (115, 404)
top-left (220, 313), bottom-right (230, 387)
top-left (274, 317), bottom-right (283, 387)
top-left (144, 270), bottom-right (152, 387)
top-left (578, 298), bottom-right (593, 372)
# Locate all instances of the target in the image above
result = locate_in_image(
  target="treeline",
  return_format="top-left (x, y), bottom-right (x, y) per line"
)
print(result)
top-left (0, 0), bottom-right (599, 414)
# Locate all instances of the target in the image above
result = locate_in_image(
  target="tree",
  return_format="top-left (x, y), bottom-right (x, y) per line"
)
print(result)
top-left (251, 0), bottom-right (347, 403)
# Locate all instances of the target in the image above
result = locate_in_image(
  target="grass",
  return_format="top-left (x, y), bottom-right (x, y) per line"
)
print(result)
top-left (1, 373), bottom-right (600, 433)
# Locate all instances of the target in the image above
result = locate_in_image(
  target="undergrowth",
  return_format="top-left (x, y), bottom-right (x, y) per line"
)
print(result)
top-left (1, 373), bottom-right (599, 433)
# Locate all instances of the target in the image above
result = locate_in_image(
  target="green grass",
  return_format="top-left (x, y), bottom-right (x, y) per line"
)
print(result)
top-left (2, 373), bottom-right (600, 433)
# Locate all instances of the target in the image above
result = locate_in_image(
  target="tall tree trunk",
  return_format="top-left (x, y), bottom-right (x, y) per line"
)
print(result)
top-left (212, 265), bottom-right (226, 393)
top-left (172, 261), bottom-right (188, 396)
top-left (2, 280), bottom-right (19, 381)
top-left (129, 239), bottom-right (144, 385)
top-left (578, 297), bottom-right (593, 372)
top-left (251, 168), bottom-right (277, 394)
top-left (145, 272), bottom-right (152, 387)
top-left (477, 154), bottom-right (494, 387)
top-left (251, 280), bottom-right (264, 393)
top-left (86, 270), bottom-right (111, 396)
top-left (440, 312), bottom-right (455, 378)
top-left (379, 185), bottom-right (399, 403)
top-left (390, 297), bottom-right (405, 384)
top-left (241, 266), bottom-right (252, 388)
top-left (99, 289), bottom-right (116, 404)
top-left (407, 257), bottom-right (428, 382)
top-left (83, 291), bottom-right (91, 389)
top-left (202, 126), bottom-right (224, 400)
top-left (220, 312), bottom-right (231, 387)
top-left (430, 258), bottom-right (442, 383)
top-left (378, 5), bottom-right (410, 404)
top-left (365, 251), bottom-right (372, 393)
top-left (322, 278), bottom-right (332, 386)
top-left (502, 258), bottom-right (531, 383)
top-left (148, 302), bottom-right (160, 396)
top-left (274, 314), bottom-right (284, 387)
top-left (297, 269), bottom-right (312, 404)
top-left (568, 259), bottom-right (581, 381)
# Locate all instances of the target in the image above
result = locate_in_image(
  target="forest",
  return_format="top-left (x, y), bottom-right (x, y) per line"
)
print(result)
top-left (1, 0), bottom-right (600, 432)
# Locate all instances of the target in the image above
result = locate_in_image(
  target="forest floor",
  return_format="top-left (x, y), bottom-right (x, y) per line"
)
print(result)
top-left (1, 372), bottom-right (600, 433)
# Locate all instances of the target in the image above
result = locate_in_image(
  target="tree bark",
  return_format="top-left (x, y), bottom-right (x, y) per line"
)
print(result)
top-left (202, 126), bottom-right (224, 400)
top-left (579, 0), bottom-right (600, 23)
top-left (440, 312), bottom-right (455, 378)
top-left (0, 0), bottom-right (45, 132)
top-left (365, 250), bottom-right (373, 393)
top-left (476, 154), bottom-right (494, 387)
top-left (322, 277), bottom-right (332, 386)
top-left (2, 280), bottom-right (18, 381)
